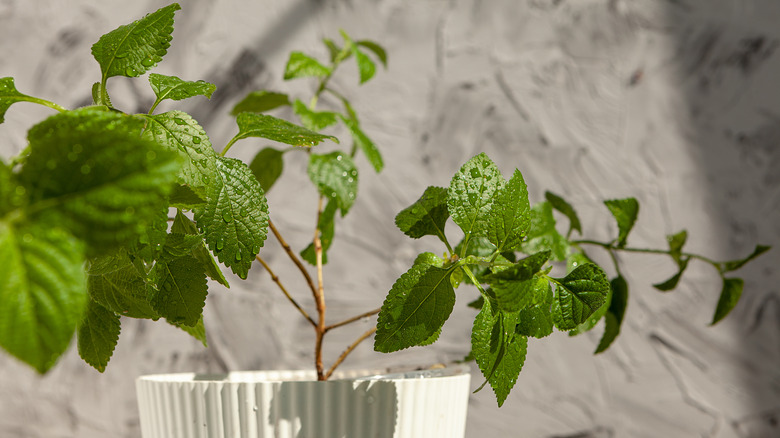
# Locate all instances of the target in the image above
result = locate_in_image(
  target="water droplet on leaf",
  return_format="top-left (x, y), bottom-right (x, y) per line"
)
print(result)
top-left (125, 66), bottom-right (139, 77)
top-left (141, 57), bottom-right (155, 67)
top-left (173, 117), bottom-right (187, 125)
top-left (192, 136), bottom-right (201, 144)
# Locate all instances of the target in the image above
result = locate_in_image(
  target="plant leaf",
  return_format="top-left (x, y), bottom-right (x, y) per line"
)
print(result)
top-left (722, 245), bottom-right (771, 273)
top-left (149, 73), bottom-right (215, 105)
top-left (87, 251), bottom-right (158, 319)
top-left (520, 201), bottom-right (569, 261)
top-left (283, 52), bottom-right (331, 80)
top-left (570, 280), bottom-right (613, 336)
top-left (230, 91), bottom-right (291, 115)
top-left (551, 263), bottom-right (610, 330)
top-left (194, 156), bottom-right (269, 279)
top-left (20, 108), bottom-right (180, 256)
top-left (356, 40), bottom-right (388, 68)
top-left (149, 255), bottom-right (207, 327)
top-left (711, 277), bottom-right (744, 325)
top-left (249, 147), bottom-right (284, 192)
top-left (171, 210), bottom-right (229, 288)
top-left (293, 100), bottom-right (338, 131)
top-left (374, 262), bottom-right (455, 353)
top-left (652, 257), bottom-right (690, 292)
top-left (595, 276), bottom-right (628, 353)
top-left (0, 77), bottom-right (34, 124)
top-left (516, 278), bottom-right (555, 339)
top-left (488, 169), bottom-right (530, 252)
top-left (77, 299), bottom-right (121, 372)
top-left (604, 198), bottom-right (639, 248)
top-left (0, 222), bottom-right (87, 373)
top-left (395, 186), bottom-right (449, 243)
top-left (471, 298), bottom-right (527, 407)
top-left (235, 112), bottom-right (338, 147)
top-left (338, 102), bottom-right (383, 172)
top-left (308, 152), bottom-right (358, 215)
top-left (448, 153), bottom-right (503, 241)
top-left (91, 3), bottom-right (180, 80)
top-left (142, 111), bottom-right (217, 198)
top-left (666, 230), bottom-right (688, 265)
top-left (545, 191), bottom-right (582, 235)
top-left (168, 316), bottom-right (207, 347)
top-left (300, 200), bottom-right (338, 265)
top-left (483, 251), bottom-right (550, 313)
top-left (0, 158), bottom-right (27, 216)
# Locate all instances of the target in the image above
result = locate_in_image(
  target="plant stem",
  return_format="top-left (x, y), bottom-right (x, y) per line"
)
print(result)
top-left (220, 135), bottom-right (240, 157)
top-left (573, 239), bottom-right (721, 268)
top-left (268, 220), bottom-right (319, 298)
top-left (256, 256), bottom-right (317, 328)
top-left (313, 195), bottom-right (327, 380)
top-left (323, 327), bottom-right (378, 380)
top-left (324, 308), bottom-right (380, 332)
top-left (21, 96), bottom-right (67, 113)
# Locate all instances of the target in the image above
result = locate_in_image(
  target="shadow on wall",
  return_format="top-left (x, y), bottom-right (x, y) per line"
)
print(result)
top-left (667, 1), bottom-right (780, 435)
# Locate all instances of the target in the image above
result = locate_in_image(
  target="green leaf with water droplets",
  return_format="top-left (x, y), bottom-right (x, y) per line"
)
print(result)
top-left (77, 298), bottom-right (121, 372)
top-left (545, 191), bottom-right (581, 235)
top-left (595, 276), bottom-right (628, 353)
top-left (293, 100), bottom-right (338, 131)
top-left (168, 316), bottom-right (207, 347)
top-left (171, 210), bottom-right (229, 288)
top-left (471, 297), bottom-right (527, 407)
top-left (0, 77), bottom-right (34, 124)
top-left (374, 261), bottom-right (455, 353)
top-left (487, 169), bottom-right (530, 252)
top-left (448, 153), bottom-right (503, 242)
top-left (148, 73), bottom-right (215, 107)
top-left (149, 255), bottom-right (207, 327)
top-left (283, 52), bottom-right (332, 80)
top-left (395, 186), bottom-right (449, 243)
top-left (194, 156), bottom-right (268, 279)
top-left (551, 264), bottom-right (610, 330)
top-left (711, 277), bottom-right (744, 325)
top-left (604, 198), bottom-right (639, 248)
top-left (482, 251), bottom-right (550, 313)
top-left (515, 278), bottom-right (554, 339)
top-left (142, 111), bottom-right (216, 199)
top-left (19, 108), bottom-right (180, 256)
top-left (230, 91), bottom-right (291, 116)
top-left (0, 222), bottom-right (87, 374)
top-left (87, 251), bottom-right (158, 319)
top-left (569, 279), bottom-right (613, 336)
top-left (91, 3), bottom-right (180, 81)
top-left (234, 112), bottom-right (338, 147)
top-left (249, 147), bottom-right (284, 192)
top-left (520, 201), bottom-right (569, 261)
top-left (308, 152), bottom-right (358, 216)
top-left (338, 100), bottom-right (383, 172)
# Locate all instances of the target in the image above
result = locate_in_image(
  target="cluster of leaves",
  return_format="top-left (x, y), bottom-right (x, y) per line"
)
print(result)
top-left (373, 153), bottom-right (771, 406)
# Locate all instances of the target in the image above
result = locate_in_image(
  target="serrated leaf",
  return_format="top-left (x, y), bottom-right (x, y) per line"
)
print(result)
top-left (0, 158), bottom-right (26, 216)
top-left (308, 152), bottom-right (358, 215)
top-left (471, 298), bottom-right (527, 407)
top-left (301, 200), bottom-right (338, 265)
top-left (551, 264), bottom-right (610, 330)
top-left (570, 279), bottom-right (613, 336)
top-left (149, 73), bottom-right (215, 108)
top-left (293, 100), bottom-right (338, 131)
top-left (516, 278), bottom-right (554, 339)
top-left (19, 108), bottom-right (180, 256)
top-left (168, 317), bottom-right (207, 347)
top-left (235, 112), bottom-right (338, 147)
top-left (374, 263), bottom-right (455, 353)
top-left (338, 101), bottom-right (383, 172)
top-left (230, 91), bottom-right (291, 115)
top-left (722, 245), bottom-right (771, 273)
top-left (652, 257), bottom-right (690, 292)
top-left (488, 169), bottom-right (530, 252)
top-left (249, 147), bottom-right (284, 192)
top-left (0, 77), bottom-right (34, 124)
top-left (169, 184), bottom-right (206, 208)
top-left (395, 186), bottom-right (449, 243)
top-left (91, 3), bottom-right (180, 81)
top-left (483, 251), bottom-right (550, 312)
top-left (711, 277), bottom-right (744, 325)
top-left (545, 191), bottom-right (582, 235)
top-left (520, 201), bottom-right (569, 261)
top-left (87, 251), bottom-right (158, 319)
top-left (149, 255), bottom-right (207, 327)
top-left (77, 299), bottom-right (121, 372)
top-left (604, 198), bottom-right (639, 248)
top-left (0, 222), bottom-right (87, 373)
top-left (171, 210), bottom-right (229, 288)
top-left (194, 156), bottom-right (268, 279)
top-left (142, 111), bottom-right (217, 198)
top-left (160, 233), bottom-right (202, 262)
top-left (129, 204), bottom-right (168, 262)
top-left (448, 153), bottom-right (503, 241)
top-left (356, 40), bottom-right (388, 68)
top-left (595, 276), bottom-right (628, 353)
top-left (283, 52), bottom-right (331, 80)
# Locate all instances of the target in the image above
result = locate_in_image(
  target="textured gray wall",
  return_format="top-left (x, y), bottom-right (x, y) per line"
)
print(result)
top-left (1, 1), bottom-right (779, 437)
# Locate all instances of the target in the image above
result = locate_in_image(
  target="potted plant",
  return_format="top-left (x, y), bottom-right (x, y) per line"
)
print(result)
top-left (0, 4), bottom-right (770, 437)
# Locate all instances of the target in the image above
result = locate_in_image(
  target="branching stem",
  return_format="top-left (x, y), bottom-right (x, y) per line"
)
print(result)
top-left (324, 308), bottom-right (380, 332)
top-left (573, 239), bottom-right (721, 271)
top-left (268, 220), bottom-right (319, 298)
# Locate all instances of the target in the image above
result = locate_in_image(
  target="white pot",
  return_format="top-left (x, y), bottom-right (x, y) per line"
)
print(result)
top-left (136, 364), bottom-right (471, 438)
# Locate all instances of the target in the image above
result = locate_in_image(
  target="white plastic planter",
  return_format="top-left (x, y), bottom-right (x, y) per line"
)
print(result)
top-left (136, 364), bottom-right (471, 438)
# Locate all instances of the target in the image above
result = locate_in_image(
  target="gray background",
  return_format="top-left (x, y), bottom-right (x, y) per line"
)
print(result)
top-left (1, 0), bottom-right (779, 437)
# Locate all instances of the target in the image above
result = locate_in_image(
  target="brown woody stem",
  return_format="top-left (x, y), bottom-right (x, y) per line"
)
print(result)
top-left (324, 308), bottom-right (380, 333)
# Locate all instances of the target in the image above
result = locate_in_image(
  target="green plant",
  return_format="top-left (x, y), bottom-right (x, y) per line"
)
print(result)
top-left (0, 3), bottom-right (769, 407)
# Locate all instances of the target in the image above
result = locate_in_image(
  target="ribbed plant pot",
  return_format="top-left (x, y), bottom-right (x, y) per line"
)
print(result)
top-left (136, 364), bottom-right (471, 438)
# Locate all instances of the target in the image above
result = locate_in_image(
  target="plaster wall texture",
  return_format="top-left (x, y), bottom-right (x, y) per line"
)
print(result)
top-left (0, 1), bottom-right (778, 437)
